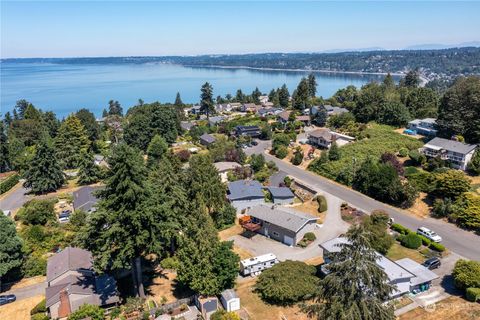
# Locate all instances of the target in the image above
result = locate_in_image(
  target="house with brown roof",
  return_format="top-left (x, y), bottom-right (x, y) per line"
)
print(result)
top-left (46, 247), bottom-right (119, 319)
top-left (278, 111), bottom-right (311, 126)
top-left (241, 103), bottom-right (262, 113)
top-left (307, 128), bottom-right (355, 148)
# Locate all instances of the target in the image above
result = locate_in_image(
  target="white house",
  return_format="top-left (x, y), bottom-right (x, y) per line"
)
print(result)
top-left (420, 137), bottom-right (477, 171)
top-left (307, 128), bottom-right (355, 148)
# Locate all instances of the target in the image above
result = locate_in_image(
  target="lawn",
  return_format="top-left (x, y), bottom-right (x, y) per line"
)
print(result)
top-left (398, 296), bottom-right (480, 320)
top-left (0, 295), bottom-right (44, 320)
top-left (386, 243), bottom-right (425, 263)
top-left (309, 123), bottom-right (423, 184)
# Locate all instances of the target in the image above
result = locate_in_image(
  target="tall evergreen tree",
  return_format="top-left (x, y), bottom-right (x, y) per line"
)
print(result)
top-left (146, 134), bottom-right (168, 168)
top-left (42, 111), bottom-right (60, 138)
top-left (200, 82), bottom-right (215, 120)
top-left (235, 89), bottom-right (245, 103)
top-left (382, 73), bottom-right (395, 89)
top-left (0, 214), bottom-right (23, 288)
top-left (174, 92), bottom-right (184, 106)
top-left (307, 73), bottom-right (317, 97)
top-left (0, 122), bottom-right (10, 173)
top-left (55, 114), bottom-right (91, 169)
top-left (304, 225), bottom-right (394, 320)
top-left (403, 70), bottom-right (420, 88)
top-left (293, 78), bottom-right (310, 110)
top-left (23, 139), bottom-right (65, 194)
top-left (312, 106), bottom-right (328, 126)
top-left (14, 99), bottom-right (32, 119)
top-left (79, 143), bottom-right (150, 298)
top-left (108, 100), bottom-right (123, 116)
top-left (4, 112), bottom-right (12, 127)
top-left (328, 142), bottom-right (341, 161)
top-left (76, 108), bottom-right (100, 141)
top-left (187, 154), bottom-right (225, 214)
top-left (77, 150), bottom-right (101, 185)
top-left (278, 84), bottom-right (290, 108)
top-left (252, 87), bottom-right (262, 104)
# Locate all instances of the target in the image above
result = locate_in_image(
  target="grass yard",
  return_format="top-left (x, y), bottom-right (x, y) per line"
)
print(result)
top-left (398, 296), bottom-right (480, 320)
top-left (386, 243), bottom-right (425, 263)
top-left (7, 276), bottom-right (46, 290)
top-left (236, 278), bottom-right (309, 320)
top-left (407, 192), bottom-right (431, 218)
top-left (218, 221), bottom-right (244, 241)
top-left (0, 295), bottom-right (44, 320)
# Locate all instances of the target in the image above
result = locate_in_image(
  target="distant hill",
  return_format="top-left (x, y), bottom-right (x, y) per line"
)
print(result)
top-left (404, 41), bottom-right (480, 50)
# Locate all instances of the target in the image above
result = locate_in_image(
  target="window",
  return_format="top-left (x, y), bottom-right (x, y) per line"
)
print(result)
top-left (272, 231), bottom-right (279, 237)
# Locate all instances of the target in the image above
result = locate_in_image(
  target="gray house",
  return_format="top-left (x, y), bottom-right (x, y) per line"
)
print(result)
top-left (266, 187), bottom-right (295, 204)
top-left (408, 118), bottom-right (437, 136)
top-left (73, 186), bottom-right (100, 213)
top-left (227, 180), bottom-right (265, 210)
top-left (421, 137), bottom-right (477, 171)
top-left (45, 247), bottom-right (119, 319)
top-left (246, 204), bottom-right (318, 246)
top-left (199, 133), bottom-right (217, 146)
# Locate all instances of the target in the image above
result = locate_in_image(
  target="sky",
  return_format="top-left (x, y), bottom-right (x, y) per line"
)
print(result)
top-left (1, 1), bottom-right (480, 58)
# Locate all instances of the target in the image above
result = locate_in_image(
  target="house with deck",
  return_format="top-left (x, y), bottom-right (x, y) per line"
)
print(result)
top-left (278, 111), bottom-right (311, 126)
top-left (420, 137), bottom-right (477, 170)
top-left (307, 128), bottom-right (355, 148)
top-left (408, 118), bottom-right (437, 136)
top-left (214, 162), bottom-right (242, 182)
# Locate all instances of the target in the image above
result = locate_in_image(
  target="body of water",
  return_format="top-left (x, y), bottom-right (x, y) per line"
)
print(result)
top-left (1, 62), bottom-right (388, 118)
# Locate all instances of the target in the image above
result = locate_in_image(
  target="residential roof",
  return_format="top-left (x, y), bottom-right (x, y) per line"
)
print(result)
top-left (199, 133), bottom-right (216, 144)
top-left (73, 186), bottom-right (101, 212)
top-left (266, 187), bottom-right (295, 199)
top-left (308, 128), bottom-right (334, 141)
top-left (424, 137), bottom-right (477, 155)
top-left (47, 247), bottom-right (93, 283)
top-left (240, 253), bottom-right (278, 268)
top-left (235, 125), bottom-right (260, 132)
top-left (325, 105), bottom-right (349, 115)
top-left (180, 121), bottom-right (195, 131)
top-left (248, 204), bottom-right (318, 233)
top-left (395, 258), bottom-right (439, 286)
top-left (278, 111), bottom-right (291, 121)
top-left (208, 116), bottom-right (226, 124)
top-left (227, 180), bottom-right (264, 201)
top-left (296, 115), bottom-right (311, 122)
top-left (214, 162), bottom-right (241, 173)
top-left (221, 289), bottom-right (238, 301)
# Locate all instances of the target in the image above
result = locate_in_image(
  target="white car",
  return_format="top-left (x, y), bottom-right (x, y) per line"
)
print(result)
top-left (417, 227), bottom-right (442, 243)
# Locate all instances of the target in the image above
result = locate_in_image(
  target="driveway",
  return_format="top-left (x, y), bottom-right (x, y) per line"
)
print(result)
top-left (1, 282), bottom-right (47, 301)
top-left (246, 141), bottom-right (480, 260)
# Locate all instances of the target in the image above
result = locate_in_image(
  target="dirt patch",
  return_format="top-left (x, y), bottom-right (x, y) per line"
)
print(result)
top-left (304, 256), bottom-right (324, 266)
top-left (407, 192), bottom-right (431, 219)
top-left (394, 128), bottom-right (425, 140)
top-left (146, 270), bottom-right (193, 304)
top-left (8, 276), bottom-right (46, 290)
top-left (398, 296), bottom-right (480, 320)
top-left (0, 294), bottom-right (44, 320)
top-left (233, 245), bottom-right (254, 260)
top-left (340, 204), bottom-right (367, 224)
top-left (236, 278), bottom-right (308, 320)
top-left (219, 221), bottom-right (244, 241)
top-left (290, 199), bottom-right (326, 224)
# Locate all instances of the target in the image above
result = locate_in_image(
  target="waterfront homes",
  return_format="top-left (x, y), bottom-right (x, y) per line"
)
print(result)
top-left (73, 186), bottom-right (100, 213)
top-left (320, 237), bottom-right (438, 298)
top-left (233, 125), bottom-right (261, 138)
top-left (227, 180), bottom-right (265, 210)
top-left (243, 204), bottom-right (318, 246)
top-left (408, 118), bottom-right (438, 136)
top-left (420, 137), bottom-right (477, 170)
top-left (266, 186), bottom-right (295, 204)
top-left (45, 247), bottom-right (119, 319)
top-left (240, 253), bottom-right (279, 276)
top-left (307, 128), bottom-right (355, 148)
top-left (199, 133), bottom-right (217, 146)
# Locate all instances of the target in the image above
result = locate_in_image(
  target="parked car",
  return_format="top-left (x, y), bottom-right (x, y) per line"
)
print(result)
top-left (416, 227), bottom-right (442, 243)
top-left (0, 295), bottom-right (16, 305)
top-left (423, 257), bottom-right (441, 270)
top-left (61, 210), bottom-right (72, 215)
top-left (251, 140), bottom-right (258, 146)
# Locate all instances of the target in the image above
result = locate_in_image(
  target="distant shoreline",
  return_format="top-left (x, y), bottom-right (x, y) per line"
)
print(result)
top-left (185, 64), bottom-right (405, 77)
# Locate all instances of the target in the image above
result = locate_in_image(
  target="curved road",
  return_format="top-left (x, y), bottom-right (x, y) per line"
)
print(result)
top-left (247, 141), bottom-right (480, 260)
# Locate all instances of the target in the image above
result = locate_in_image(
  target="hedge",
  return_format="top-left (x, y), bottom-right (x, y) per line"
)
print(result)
top-left (418, 235), bottom-right (432, 246)
top-left (316, 195), bottom-right (328, 213)
top-left (303, 232), bottom-right (316, 242)
top-left (466, 287), bottom-right (480, 302)
top-left (429, 242), bottom-right (446, 252)
top-left (400, 233), bottom-right (422, 249)
top-left (391, 223), bottom-right (411, 235)
top-left (30, 299), bottom-right (46, 315)
top-left (0, 173), bottom-right (20, 194)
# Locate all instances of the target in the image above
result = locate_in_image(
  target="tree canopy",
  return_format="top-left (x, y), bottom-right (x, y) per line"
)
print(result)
top-left (0, 214), bottom-right (23, 279)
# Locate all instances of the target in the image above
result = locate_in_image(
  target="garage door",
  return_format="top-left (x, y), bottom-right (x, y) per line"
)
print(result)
top-left (284, 235), bottom-right (294, 246)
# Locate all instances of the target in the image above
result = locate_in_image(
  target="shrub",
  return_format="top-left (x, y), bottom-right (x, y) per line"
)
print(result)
top-left (255, 260), bottom-right (319, 305)
top-left (283, 176), bottom-right (293, 187)
top-left (68, 304), bottom-right (105, 320)
top-left (0, 173), bottom-right (20, 194)
top-left (400, 233), bottom-right (422, 249)
top-left (429, 242), bottom-right (446, 252)
top-left (275, 146), bottom-right (288, 159)
top-left (452, 259), bottom-right (480, 290)
top-left (398, 148), bottom-right (408, 157)
top-left (418, 235), bottom-right (432, 246)
top-left (30, 298), bottom-right (46, 315)
top-left (31, 314), bottom-right (49, 320)
top-left (409, 150), bottom-right (426, 166)
top-left (434, 169), bottom-right (471, 199)
top-left (303, 232), bottom-right (316, 242)
top-left (291, 148), bottom-right (303, 165)
top-left (254, 169), bottom-right (270, 183)
top-left (213, 204), bottom-right (236, 229)
top-left (316, 195), bottom-right (328, 213)
top-left (390, 223), bottom-right (411, 235)
top-left (266, 161), bottom-right (277, 171)
top-left (23, 255), bottom-right (47, 277)
top-left (16, 199), bottom-right (56, 226)
top-left (160, 256), bottom-right (180, 270)
top-left (466, 287), bottom-right (480, 302)
top-left (176, 149), bottom-right (191, 162)
top-left (211, 310), bottom-right (241, 320)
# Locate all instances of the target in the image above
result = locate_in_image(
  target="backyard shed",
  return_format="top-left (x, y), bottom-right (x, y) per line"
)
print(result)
top-left (220, 289), bottom-right (240, 312)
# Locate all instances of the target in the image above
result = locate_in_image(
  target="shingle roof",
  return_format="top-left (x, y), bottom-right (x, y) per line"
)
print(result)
top-left (47, 247), bottom-right (93, 283)
top-left (227, 180), bottom-right (264, 201)
top-left (200, 133), bottom-right (216, 144)
top-left (424, 137), bottom-right (477, 155)
top-left (208, 116), bottom-right (226, 124)
top-left (267, 187), bottom-right (295, 199)
top-left (248, 204), bottom-right (317, 233)
top-left (73, 186), bottom-right (101, 212)
top-left (180, 121), bottom-right (195, 131)
top-left (221, 289), bottom-right (238, 301)
top-left (308, 128), bottom-right (334, 141)
top-left (214, 162), bottom-right (241, 173)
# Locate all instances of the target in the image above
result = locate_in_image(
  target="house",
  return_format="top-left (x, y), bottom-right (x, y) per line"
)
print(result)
top-left (240, 253), bottom-right (279, 276)
top-left (258, 107), bottom-right (283, 117)
top-left (307, 128), bottom-right (355, 148)
top-left (215, 103), bottom-right (233, 113)
top-left (208, 116), bottom-right (226, 126)
top-left (195, 296), bottom-right (218, 320)
top-left (244, 204), bottom-right (318, 246)
top-left (277, 111), bottom-right (311, 126)
top-left (325, 105), bottom-right (349, 116)
top-left (93, 154), bottom-right (108, 167)
top-left (45, 247), bottom-right (119, 319)
top-left (189, 105), bottom-right (202, 115)
top-left (233, 125), bottom-right (261, 138)
top-left (241, 103), bottom-right (262, 113)
top-left (320, 237), bottom-right (438, 298)
top-left (262, 101), bottom-right (274, 108)
top-left (408, 118), bottom-right (437, 136)
top-left (180, 121), bottom-right (196, 131)
top-left (259, 95), bottom-right (269, 104)
top-left (199, 133), bottom-right (216, 146)
top-left (73, 186), bottom-right (100, 213)
top-left (420, 137), bottom-right (477, 170)
top-left (214, 162), bottom-right (242, 183)
top-left (227, 180), bottom-right (265, 210)
top-left (266, 187), bottom-right (295, 204)
top-left (220, 289), bottom-right (240, 312)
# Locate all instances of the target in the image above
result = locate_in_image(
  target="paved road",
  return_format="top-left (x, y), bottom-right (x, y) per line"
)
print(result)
top-left (2, 282), bottom-right (46, 300)
top-left (248, 141), bottom-right (480, 260)
top-left (0, 183), bottom-right (31, 212)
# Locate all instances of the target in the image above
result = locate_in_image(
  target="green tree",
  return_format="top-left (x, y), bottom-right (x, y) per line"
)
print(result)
top-left (353, 82), bottom-right (386, 123)
top-left (213, 204), bottom-right (236, 229)
top-left (146, 134), bottom-right (168, 168)
top-left (304, 225), bottom-right (394, 320)
top-left (250, 154), bottom-right (266, 172)
top-left (17, 199), bottom-right (56, 225)
top-left (291, 147), bottom-right (303, 166)
top-left (187, 154), bottom-right (225, 213)
top-left (437, 77), bottom-right (480, 143)
top-left (174, 92), bottom-right (184, 106)
top-left (0, 121), bottom-right (10, 173)
top-left (23, 139), bottom-right (65, 194)
top-left (108, 100), bottom-right (123, 116)
top-left (467, 150), bottom-right (480, 175)
top-left (328, 142), bottom-right (341, 161)
top-left (403, 70), bottom-right (420, 88)
top-left (452, 259), bottom-right (480, 291)
top-left (307, 73), bottom-right (317, 97)
top-left (76, 108), bottom-right (100, 142)
top-left (79, 143), bottom-right (149, 298)
top-left (77, 151), bottom-right (101, 185)
top-left (382, 73), bottom-right (395, 89)
top-left (55, 114), bottom-right (91, 169)
top-left (377, 101), bottom-right (411, 126)
top-left (312, 106), bottom-right (327, 127)
top-left (201, 82), bottom-right (215, 120)
top-left (293, 78), bottom-right (310, 110)
top-left (405, 87), bottom-right (438, 119)
top-left (434, 169), bottom-right (471, 199)
top-left (68, 304), bottom-right (105, 320)
top-left (361, 210), bottom-right (394, 255)
top-left (0, 214), bottom-right (23, 286)
top-left (454, 192), bottom-right (480, 231)
top-left (278, 84), bottom-right (290, 108)
top-left (42, 111), bottom-right (60, 139)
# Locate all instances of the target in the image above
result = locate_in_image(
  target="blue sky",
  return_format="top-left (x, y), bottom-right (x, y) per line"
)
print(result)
top-left (1, 1), bottom-right (479, 58)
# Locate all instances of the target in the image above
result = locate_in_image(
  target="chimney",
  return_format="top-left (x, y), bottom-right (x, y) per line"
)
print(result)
top-left (57, 289), bottom-right (72, 318)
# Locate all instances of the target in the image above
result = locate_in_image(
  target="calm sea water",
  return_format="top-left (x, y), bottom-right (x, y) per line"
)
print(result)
top-left (1, 62), bottom-right (387, 118)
